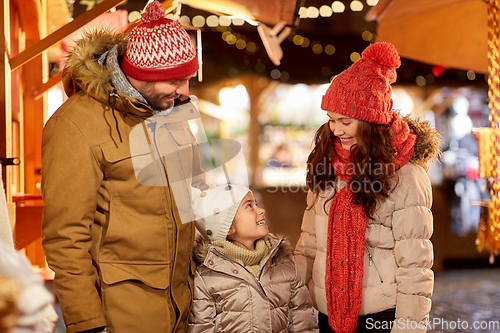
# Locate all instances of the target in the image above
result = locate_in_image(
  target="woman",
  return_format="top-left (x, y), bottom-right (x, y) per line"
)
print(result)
top-left (294, 42), bottom-right (440, 333)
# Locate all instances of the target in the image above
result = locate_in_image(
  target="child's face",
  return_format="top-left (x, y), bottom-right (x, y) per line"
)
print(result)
top-left (327, 111), bottom-right (359, 150)
top-left (228, 192), bottom-right (269, 249)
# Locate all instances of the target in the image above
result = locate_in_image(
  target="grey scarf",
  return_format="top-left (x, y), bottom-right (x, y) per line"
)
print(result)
top-left (99, 45), bottom-right (173, 115)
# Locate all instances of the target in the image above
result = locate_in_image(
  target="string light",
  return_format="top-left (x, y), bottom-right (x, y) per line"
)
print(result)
top-left (350, 1), bottom-right (364, 11)
top-left (320, 5), bottom-right (333, 17)
top-left (332, 1), bottom-right (346, 13)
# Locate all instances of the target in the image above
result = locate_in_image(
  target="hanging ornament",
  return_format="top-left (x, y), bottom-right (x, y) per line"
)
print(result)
top-left (475, 0), bottom-right (500, 263)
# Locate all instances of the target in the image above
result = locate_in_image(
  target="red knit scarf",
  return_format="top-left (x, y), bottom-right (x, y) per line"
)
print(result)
top-left (325, 113), bottom-right (417, 332)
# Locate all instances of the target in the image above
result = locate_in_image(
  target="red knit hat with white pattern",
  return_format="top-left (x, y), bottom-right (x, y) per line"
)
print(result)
top-left (121, 1), bottom-right (199, 82)
top-left (321, 42), bottom-right (401, 125)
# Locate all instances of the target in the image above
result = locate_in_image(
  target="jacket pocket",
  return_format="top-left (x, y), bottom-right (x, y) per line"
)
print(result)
top-left (100, 262), bottom-right (171, 289)
top-left (366, 247), bottom-right (384, 283)
top-left (100, 196), bottom-right (172, 264)
top-left (100, 141), bottom-right (138, 183)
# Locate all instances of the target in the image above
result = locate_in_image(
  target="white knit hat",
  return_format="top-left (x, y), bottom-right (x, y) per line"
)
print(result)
top-left (192, 184), bottom-right (250, 241)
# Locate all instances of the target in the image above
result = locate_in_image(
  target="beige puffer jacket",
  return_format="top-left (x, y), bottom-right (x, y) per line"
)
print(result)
top-left (294, 117), bottom-right (441, 333)
top-left (189, 234), bottom-right (319, 333)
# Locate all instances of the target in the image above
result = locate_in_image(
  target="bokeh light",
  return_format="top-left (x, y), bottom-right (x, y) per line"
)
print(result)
top-left (416, 75), bottom-right (426, 86)
top-left (350, 52), bottom-right (361, 62)
top-left (179, 15), bottom-right (191, 26)
top-left (350, 1), bottom-right (364, 11)
top-left (192, 15), bottom-right (205, 27)
top-left (236, 39), bottom-right (247, 50)
top-left (312, 42), bottom-right (323, 54)
top-left (299, 7), bottom-right (308, 18)
top-left (332, 1), bottom-right (345, 13)
top-left (128, 11), bottom-right (140, 22)
top-left (219, 16), bottom-right (231, 26)
top-left (362, 31), bottom-right (373, 41)
top-left (232, 18), bottom-right (245, 26)
top-left (293, 35), bottom-right (304, 45)
top-left (320, 5), bottom-right (333, 17)
top-left (307, 7), bottom-right (319, 18)
top-left (271, 69), bottom-right (281, 80)
top-left (246, 42), bottom-right (257, 53)
top-left (206, 15), bottom-right (219, 27)
top-left (467, 70), bottom-right (476, 80)
top-left (325, 45), bottom-right (336, 55)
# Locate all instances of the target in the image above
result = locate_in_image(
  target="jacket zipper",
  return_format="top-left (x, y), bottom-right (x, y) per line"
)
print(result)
top-left (366, 247), bottom-right (383, 283)
top-left (210, 241), bottom-right (283, 298)
top-left (255, 239), bottom-right (284, 296)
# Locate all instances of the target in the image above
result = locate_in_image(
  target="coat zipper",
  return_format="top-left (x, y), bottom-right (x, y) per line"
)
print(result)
top-left (210, 240), bottom-right (284, 298)
top-left (366, 247), bottom-right (383, 283)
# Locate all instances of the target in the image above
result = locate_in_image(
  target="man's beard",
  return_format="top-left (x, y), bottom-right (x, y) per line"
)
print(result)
top-left (146, 94), bottom-right (178, 112)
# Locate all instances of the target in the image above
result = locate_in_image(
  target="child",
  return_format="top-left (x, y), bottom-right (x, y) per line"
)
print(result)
top-left (294, 42), bottom-right (440, 333)
top-left (188, 184), bottom-right (319, 333)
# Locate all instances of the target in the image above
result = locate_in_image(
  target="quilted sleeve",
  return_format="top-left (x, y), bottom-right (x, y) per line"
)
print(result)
top-left (294, 190), bottom-right (318, 285)
top-left (288, 262), bottom-right (319, 333)
top-left (391, 165), bottom-right (434, 333)
top-left (188, 271), bottom-right (216, 333)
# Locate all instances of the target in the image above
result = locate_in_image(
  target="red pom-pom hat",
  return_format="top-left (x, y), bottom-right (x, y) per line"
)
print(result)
top-left (321, 42), bottom-right (401, 125)
top-left (121, 1), bottom-right (199, 82)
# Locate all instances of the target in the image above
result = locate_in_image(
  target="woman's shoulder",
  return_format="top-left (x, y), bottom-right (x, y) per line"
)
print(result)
top-left (398, 162), bottom-right (430, 184)
top-left (306, 186), bottom-right (336, 205)
top-left (390, 163), bottom-right (432, 208)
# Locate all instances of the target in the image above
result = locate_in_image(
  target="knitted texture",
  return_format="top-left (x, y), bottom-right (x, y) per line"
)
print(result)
top-left (326, 140), bottom-right (368, 333)
top-left (321, 42), bottom-right (401, 125)
top-left (192, 185), bottom-right (250, 241)
top-left (121, 1), bottom-right (199, 81)
top-left (211, 238), bottom-right (271, 277)
top-left (326, 129), bottom-right (416, 332)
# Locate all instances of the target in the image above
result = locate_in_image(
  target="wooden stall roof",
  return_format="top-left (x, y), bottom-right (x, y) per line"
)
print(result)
top-left (365, 0), bottom-right (489, 74)
top-left (179, 0), bottom-right (299, 26)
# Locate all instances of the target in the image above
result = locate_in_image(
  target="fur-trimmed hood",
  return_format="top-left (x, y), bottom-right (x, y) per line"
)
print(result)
top-left (192, 234), bottom-right (293, 268)
top-left (61, 29), bottom-right (163, 120)
top-left (62, 29), bottom-right (127, 100)
top-left (404, 115), bottom-right (441, 169)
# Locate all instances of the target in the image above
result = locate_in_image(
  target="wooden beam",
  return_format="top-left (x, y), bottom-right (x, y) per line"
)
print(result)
top-left (1, 0), bottom-right (11, 198)
top-left (10, 0), bottom-right (125, 71)
top-left (33, 72), bottom-right (61, 99)
top-left (17, 0), bottom-right (40, 40)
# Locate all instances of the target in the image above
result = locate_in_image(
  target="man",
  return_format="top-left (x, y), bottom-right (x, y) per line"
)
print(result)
top-left (41, 2), bottom-right (208, 332)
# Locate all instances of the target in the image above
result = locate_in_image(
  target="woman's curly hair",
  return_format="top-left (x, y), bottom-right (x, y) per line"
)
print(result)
top-left (306, 120), bottom-right (400, 219)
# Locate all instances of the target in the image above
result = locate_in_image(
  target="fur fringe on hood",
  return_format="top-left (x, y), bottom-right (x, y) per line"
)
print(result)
top-left (192, 234), bottom-right (293, 268)
top-left (404, 115), bottom-right (442, 166)
top-left (62, 28), bottom-right (128, 98)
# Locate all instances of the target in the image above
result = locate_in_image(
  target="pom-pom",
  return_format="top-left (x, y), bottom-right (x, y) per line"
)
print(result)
top-left (362, 42), bottom-right (401, 69)
top-left (141, 1), bottom-right (166, 23)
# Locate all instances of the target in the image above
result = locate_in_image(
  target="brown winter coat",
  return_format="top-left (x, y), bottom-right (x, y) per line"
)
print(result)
top-left (41, 30), bottom-right (207, 333)
top-left (189, 234), bottom-right (319, 333)
top-left (294, 117), bottom-right (441, 333)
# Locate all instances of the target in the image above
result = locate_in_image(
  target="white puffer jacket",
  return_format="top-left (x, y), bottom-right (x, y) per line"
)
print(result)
top-left (294, 117), bottom-right (440, 333)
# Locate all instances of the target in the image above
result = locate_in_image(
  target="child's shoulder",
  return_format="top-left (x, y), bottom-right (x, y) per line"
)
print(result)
top-left (267, 234), bottom-right (294, 264)
top-left (192, 237), bottom-right (211, 267)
